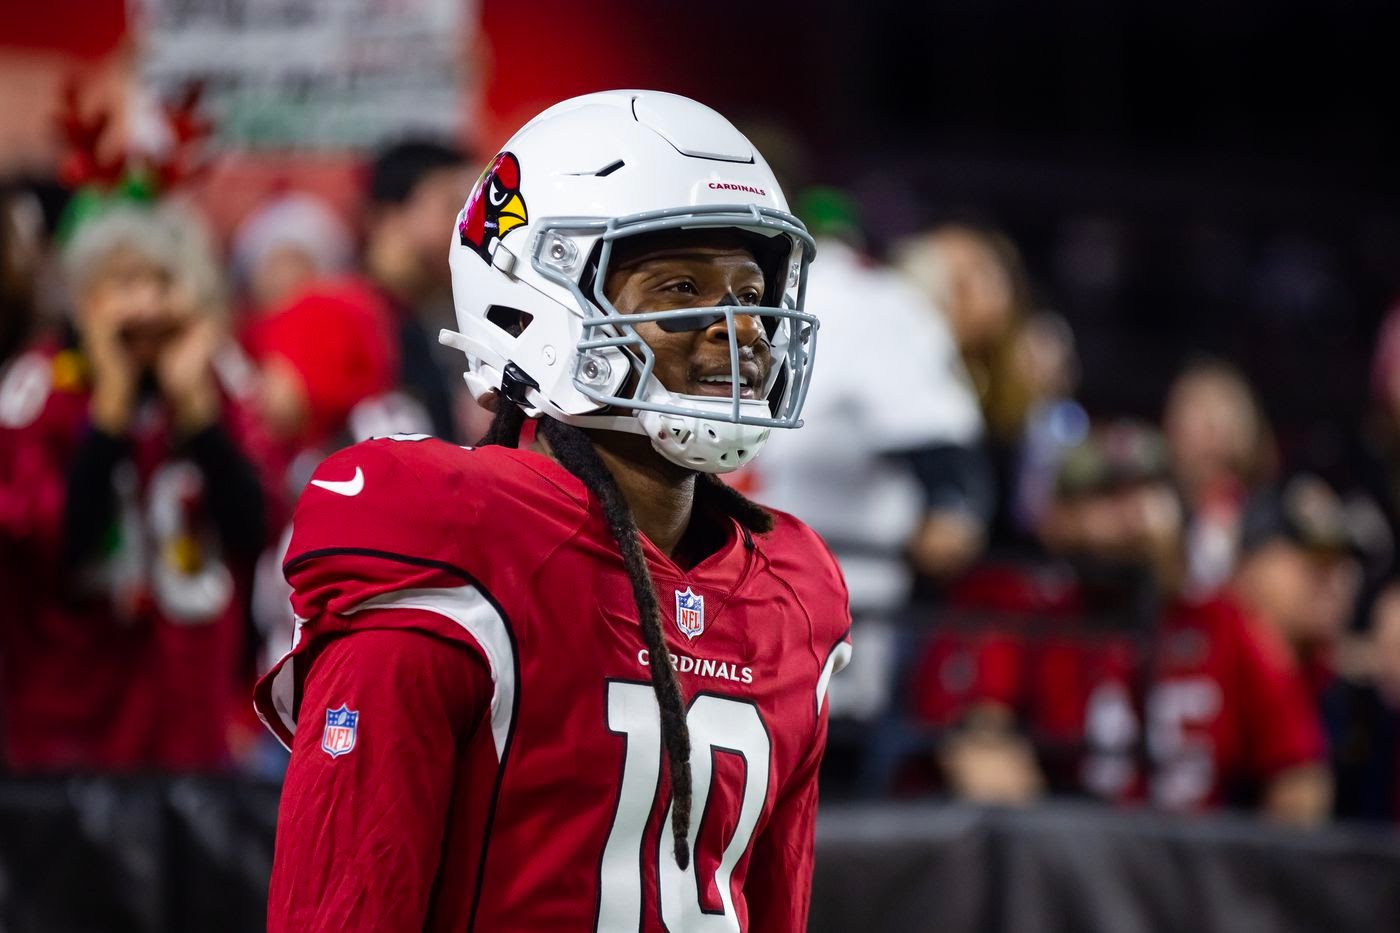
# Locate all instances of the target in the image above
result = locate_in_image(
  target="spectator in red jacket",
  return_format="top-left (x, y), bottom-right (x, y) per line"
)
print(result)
top-left (1148, 474), bottom-right (1354, 825)
top-left (915, 421), bottom-right (1178, 804)
top-left (0, 203), bottom-right (268, 771)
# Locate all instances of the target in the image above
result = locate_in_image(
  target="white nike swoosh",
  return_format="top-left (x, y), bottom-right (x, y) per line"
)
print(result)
top-left (310, 467), bottom-right (364, 497)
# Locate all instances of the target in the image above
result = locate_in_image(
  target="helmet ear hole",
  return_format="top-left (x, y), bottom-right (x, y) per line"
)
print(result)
top-left (486, 305), bottom-right (533, 337)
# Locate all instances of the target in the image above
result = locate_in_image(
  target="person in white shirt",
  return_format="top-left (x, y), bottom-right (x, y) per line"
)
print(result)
top-left (738, 189), bottom-right (992, 735)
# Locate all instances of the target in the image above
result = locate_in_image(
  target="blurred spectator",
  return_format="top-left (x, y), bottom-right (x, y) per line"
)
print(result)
top-left (1326, 583), bottom-right (1400, 822)
top-left (893, 222), bottom-right (1069, 550)
top-left (0, 182), bottom-right (46, 366)
top-left (1355, 300), bottom-right (1400, 579)
top-left (914, 421), bottom-right (1176, 805)
top-left (230, 191), bottom-right (353, 316)
top-left (914, 423), bottom-right (1337, 825)
top-left (0, 203), bottom-right (267, 771)
top-left (1007, 311), bottom-right (1089, 544)
top-left (244, 278), bottom-right (399, 455)
top-left (1162, 357), bottom-right (1278, 596)
top-left (364, 139), bottom-right (475, 442)
top-left (1148, 474), bottom-right (1346, 826)
top-left (893, 223), bottom-right (1034, 444)
top-left (742, 188), bottom-right (991, 791)
top-left (239, 278), bottom-right (402, 713)
top-left (749, 192), bottom-right (989, 679)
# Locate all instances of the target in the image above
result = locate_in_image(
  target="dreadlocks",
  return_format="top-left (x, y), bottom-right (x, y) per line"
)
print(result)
top-left (476, 404), bottom-right (771, 871)
top-left (477, 399), bottom-right (526, 448)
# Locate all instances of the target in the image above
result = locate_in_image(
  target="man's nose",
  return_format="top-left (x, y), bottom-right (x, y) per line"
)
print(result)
top-left (704, 294), bottom-right (761, 347)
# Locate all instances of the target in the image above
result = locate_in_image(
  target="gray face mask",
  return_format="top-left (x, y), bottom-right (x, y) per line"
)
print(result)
top-left (529, 205), bottom-right (820, 431)
top-left (652, 295), bottom-right (734, 334)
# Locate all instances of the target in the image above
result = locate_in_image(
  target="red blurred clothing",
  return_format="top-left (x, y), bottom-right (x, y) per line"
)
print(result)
top-left (0, 338), bottom-right (263, 770)
top-left (255, 437), bottom-right (851, 932)
top-left (910, 562), bottom-right (1144, 800)
top-left (911, 562), bottom-right (1326, 809)
top-left (911, 562), bottom-right (1082, 729)
top-left (242, 277), bottom-right (399, 448)
top-left (1146, 594), bottom-right (1326, 810)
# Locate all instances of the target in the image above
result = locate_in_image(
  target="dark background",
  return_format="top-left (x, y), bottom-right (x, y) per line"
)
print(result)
top-left (655, 0), bottom-right (1399, 473)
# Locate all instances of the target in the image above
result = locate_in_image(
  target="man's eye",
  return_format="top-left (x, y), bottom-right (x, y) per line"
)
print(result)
top-left (665, 281), bottom-right (698, 294)
top-left (738, 290), bottom-right (762, 306)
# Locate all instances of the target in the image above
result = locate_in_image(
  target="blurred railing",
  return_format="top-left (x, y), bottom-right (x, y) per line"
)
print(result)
top-left (812, 801), bottom-right (1400, 933)
top-left (0, 776), bottom-right (1395, 932)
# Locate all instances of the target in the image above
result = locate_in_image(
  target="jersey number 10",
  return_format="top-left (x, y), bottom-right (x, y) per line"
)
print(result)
top-left (597, 680), bottom-right (772, 931)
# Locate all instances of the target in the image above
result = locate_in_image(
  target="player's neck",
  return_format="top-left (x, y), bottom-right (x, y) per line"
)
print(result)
top-left (540, 430), bottom-right (697, 559)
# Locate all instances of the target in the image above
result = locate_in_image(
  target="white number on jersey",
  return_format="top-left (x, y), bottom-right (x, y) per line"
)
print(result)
top-left (597, 680), bottom-right (772, 931)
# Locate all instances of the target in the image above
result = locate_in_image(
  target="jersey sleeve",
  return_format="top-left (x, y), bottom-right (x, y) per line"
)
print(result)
top-left (253, 437), bottom-right (508, 750)
top-left (268, 627), bottom-right (491, 933)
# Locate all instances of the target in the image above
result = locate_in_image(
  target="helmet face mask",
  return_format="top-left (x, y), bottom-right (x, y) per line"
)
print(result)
top-left (442, 90), bottom-right (820, 473)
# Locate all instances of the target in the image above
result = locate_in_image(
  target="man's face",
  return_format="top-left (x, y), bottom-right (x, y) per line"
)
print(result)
top-left (601, 233), bottom-right (773, 402)
top-left (1041, 482), bottom-right (1180, 565)
top-left (1163, 370), bottom-right (1259, 490)
top-left (928, 228), bottom-right (1014, 353)
top-left (1235, 540), bottom-right (1356, 648)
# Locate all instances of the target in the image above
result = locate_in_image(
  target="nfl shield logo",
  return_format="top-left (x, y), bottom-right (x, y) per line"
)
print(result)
top-left (675, 587), bottom-right (705, 640)
top-left (321, 705), bottom-right (359, 758)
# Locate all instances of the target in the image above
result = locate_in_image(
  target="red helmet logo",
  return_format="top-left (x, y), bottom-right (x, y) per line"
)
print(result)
top-left (459, 151), bottom-right (528, 262)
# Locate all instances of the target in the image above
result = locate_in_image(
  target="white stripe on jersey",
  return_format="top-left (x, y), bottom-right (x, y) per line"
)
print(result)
top-left (262, 615), bottom-right (309, 747)
top-left (348, 585), bottom-right (516, 756)
top-left (816, 641), bottom-right (853, 716)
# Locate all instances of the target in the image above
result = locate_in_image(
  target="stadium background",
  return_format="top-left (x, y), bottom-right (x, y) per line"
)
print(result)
top-left (2, 1), bottom-right (1399, 930)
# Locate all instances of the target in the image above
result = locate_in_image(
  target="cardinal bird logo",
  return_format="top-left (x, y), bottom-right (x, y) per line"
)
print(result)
top-left (459, 151), bottom-right (528, 263)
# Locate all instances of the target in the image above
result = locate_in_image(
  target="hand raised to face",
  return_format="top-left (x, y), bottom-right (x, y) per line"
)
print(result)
top-left (80, 246), bottom-right (222, 434)
top-left (155, 311), bottom-right (223, 434)
top-left (81, 249), bottom-right (176, 433)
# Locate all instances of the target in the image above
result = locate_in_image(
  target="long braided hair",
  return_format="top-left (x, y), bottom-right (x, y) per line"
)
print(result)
top-left (478, 402), bottom-right (771, 870)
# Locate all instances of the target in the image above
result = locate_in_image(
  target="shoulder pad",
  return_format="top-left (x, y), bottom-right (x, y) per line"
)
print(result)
top-left (288, 436), bottom-right (489, 569)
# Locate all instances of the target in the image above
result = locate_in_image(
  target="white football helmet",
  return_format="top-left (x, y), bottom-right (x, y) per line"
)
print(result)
top-left (441, 90), bottom-right (819, 473)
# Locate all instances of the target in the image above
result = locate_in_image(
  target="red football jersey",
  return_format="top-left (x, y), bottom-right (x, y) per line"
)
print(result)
top-left (1146, 595), bottom-right (1325, 810)
top-left (255, 436), bottom-right (852, 932)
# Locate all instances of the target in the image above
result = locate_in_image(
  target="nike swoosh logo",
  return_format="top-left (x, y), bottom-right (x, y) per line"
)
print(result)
top-left (310, 467), bottom-right (364, 497)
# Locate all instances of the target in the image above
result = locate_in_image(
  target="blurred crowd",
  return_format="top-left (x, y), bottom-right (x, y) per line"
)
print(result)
top-left (2, 132), bottom-right (1400, 832)
top-left (764, 203), bottom-right (1400, 830)
top-left (0, 140), bottom-right (476, 775)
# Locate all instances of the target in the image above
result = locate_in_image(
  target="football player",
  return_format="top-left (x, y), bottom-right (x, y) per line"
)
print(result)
top-left (255, 91), bottom-right (852, 931)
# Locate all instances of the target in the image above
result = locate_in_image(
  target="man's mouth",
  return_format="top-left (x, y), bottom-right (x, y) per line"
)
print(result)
top-left (690, 370), bottom-right (758, 399)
